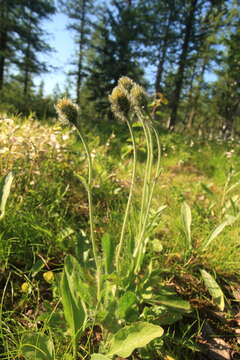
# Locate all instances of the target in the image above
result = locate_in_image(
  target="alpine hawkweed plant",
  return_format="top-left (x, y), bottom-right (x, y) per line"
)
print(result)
top-left (53, 80), bottom-right (166, 359)
top-left (109, 83), bottom-right (137, 273)
top-left (55, 98), bottom-right (101, 298)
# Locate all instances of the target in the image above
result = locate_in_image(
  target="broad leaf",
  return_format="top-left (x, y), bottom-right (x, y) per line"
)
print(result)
top-left (60, 256), bottom-right (87, 342)
top-left (106, 322), bottom-right (164, 358)
top-left (0, 172), bottom-right (13, 220)
top-left (200, 269), bottom-right (225, 311)
top-left (181, 202), bottom-right (192, 249)
top-left (21, 332), bottom-right (54, 360)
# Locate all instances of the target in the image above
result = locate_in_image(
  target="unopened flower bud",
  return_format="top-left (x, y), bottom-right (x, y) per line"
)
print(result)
top-left (130, 84), bottom-right (148, 110)
top-left (43, 271), bottom-right (54, 283)
top-left (55, 98), bottom-right (79, 127)
top-left (21, 282), bottom-right (31, 294)
top-left (109, 86), bottom-right (130, 119)
top-left (118, 76), bottom-right (135, 93)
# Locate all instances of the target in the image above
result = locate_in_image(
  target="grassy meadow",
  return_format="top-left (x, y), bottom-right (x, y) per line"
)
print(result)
top-left (1, 85), bottom-right (240, 360)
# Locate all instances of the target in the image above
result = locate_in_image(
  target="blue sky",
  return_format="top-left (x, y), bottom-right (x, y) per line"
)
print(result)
top-left (35, 10), bottom-right (218, 96)
top-left (35, 12), bottom-right (75, 95)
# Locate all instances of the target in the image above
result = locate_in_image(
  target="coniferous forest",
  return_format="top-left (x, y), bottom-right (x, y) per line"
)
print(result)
top-left (0, 0), bottom-right (239, 135)
top-left (1, 1), bottom-right (240, 359)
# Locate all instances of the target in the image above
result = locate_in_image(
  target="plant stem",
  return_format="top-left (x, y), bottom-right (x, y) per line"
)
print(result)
top-left (116, 117), bottom-right (137, 273)
top-left (138, 115), bottom-right (151, 237)
top-left (134, 116), bottom-right (161, 273)
top-left (75, 126), bottom-right (101, 300)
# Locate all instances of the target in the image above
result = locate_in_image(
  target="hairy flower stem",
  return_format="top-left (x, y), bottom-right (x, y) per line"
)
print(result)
top-left (138, 116), bottom-right (151, 237)
top-left (75, 126), bottom-right (101, 300)
top-left (116, 116), bottom-right (137, 273)
top-left (151, 124), bottom-right (161, 180)
top-left (134, 115), bottom-right (161, 273)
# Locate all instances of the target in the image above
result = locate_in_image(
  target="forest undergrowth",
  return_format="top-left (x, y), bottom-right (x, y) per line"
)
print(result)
top-left (0, 80), bottom-right (240, 360)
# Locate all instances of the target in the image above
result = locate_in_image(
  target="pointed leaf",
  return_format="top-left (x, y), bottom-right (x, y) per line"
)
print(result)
top-left (202, 215), bottom-right (238, 250)
top-left (200, 269), bottom-right (225, 311)
top-left (107, 322), bottom-right (164, 358)
top-left (181, 202), bottom-right (192, 249)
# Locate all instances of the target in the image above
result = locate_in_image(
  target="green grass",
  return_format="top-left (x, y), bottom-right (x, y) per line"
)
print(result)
top-left (1, 112), bottom-right (240, 359)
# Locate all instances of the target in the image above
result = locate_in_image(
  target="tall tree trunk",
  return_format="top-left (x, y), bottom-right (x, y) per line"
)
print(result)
top-left (0, 1), bottom-right (8, 90)
top-left (168, 0), bottom-right (198, 130)
top-left (0, 30), bottom-right (7, 90)
top-left (23, 41), bottom-right (31, 96)
top-left (76, 0), bottom-right (86, 104)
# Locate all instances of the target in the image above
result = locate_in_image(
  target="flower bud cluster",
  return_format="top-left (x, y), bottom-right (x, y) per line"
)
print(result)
top-left (109, 77), bottom-right (149, 121)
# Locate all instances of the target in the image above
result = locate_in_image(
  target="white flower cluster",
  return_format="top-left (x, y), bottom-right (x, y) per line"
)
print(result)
top-left (0, 115), bottom-right (71, 168)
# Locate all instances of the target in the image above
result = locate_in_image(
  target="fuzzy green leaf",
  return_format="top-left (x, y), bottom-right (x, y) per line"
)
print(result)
top-left (107, 322), bottom-right (164, 358)
top-left (200, 269), bottom-right (225, 311)
top-left (181, 202), bottom-right (192, 249)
